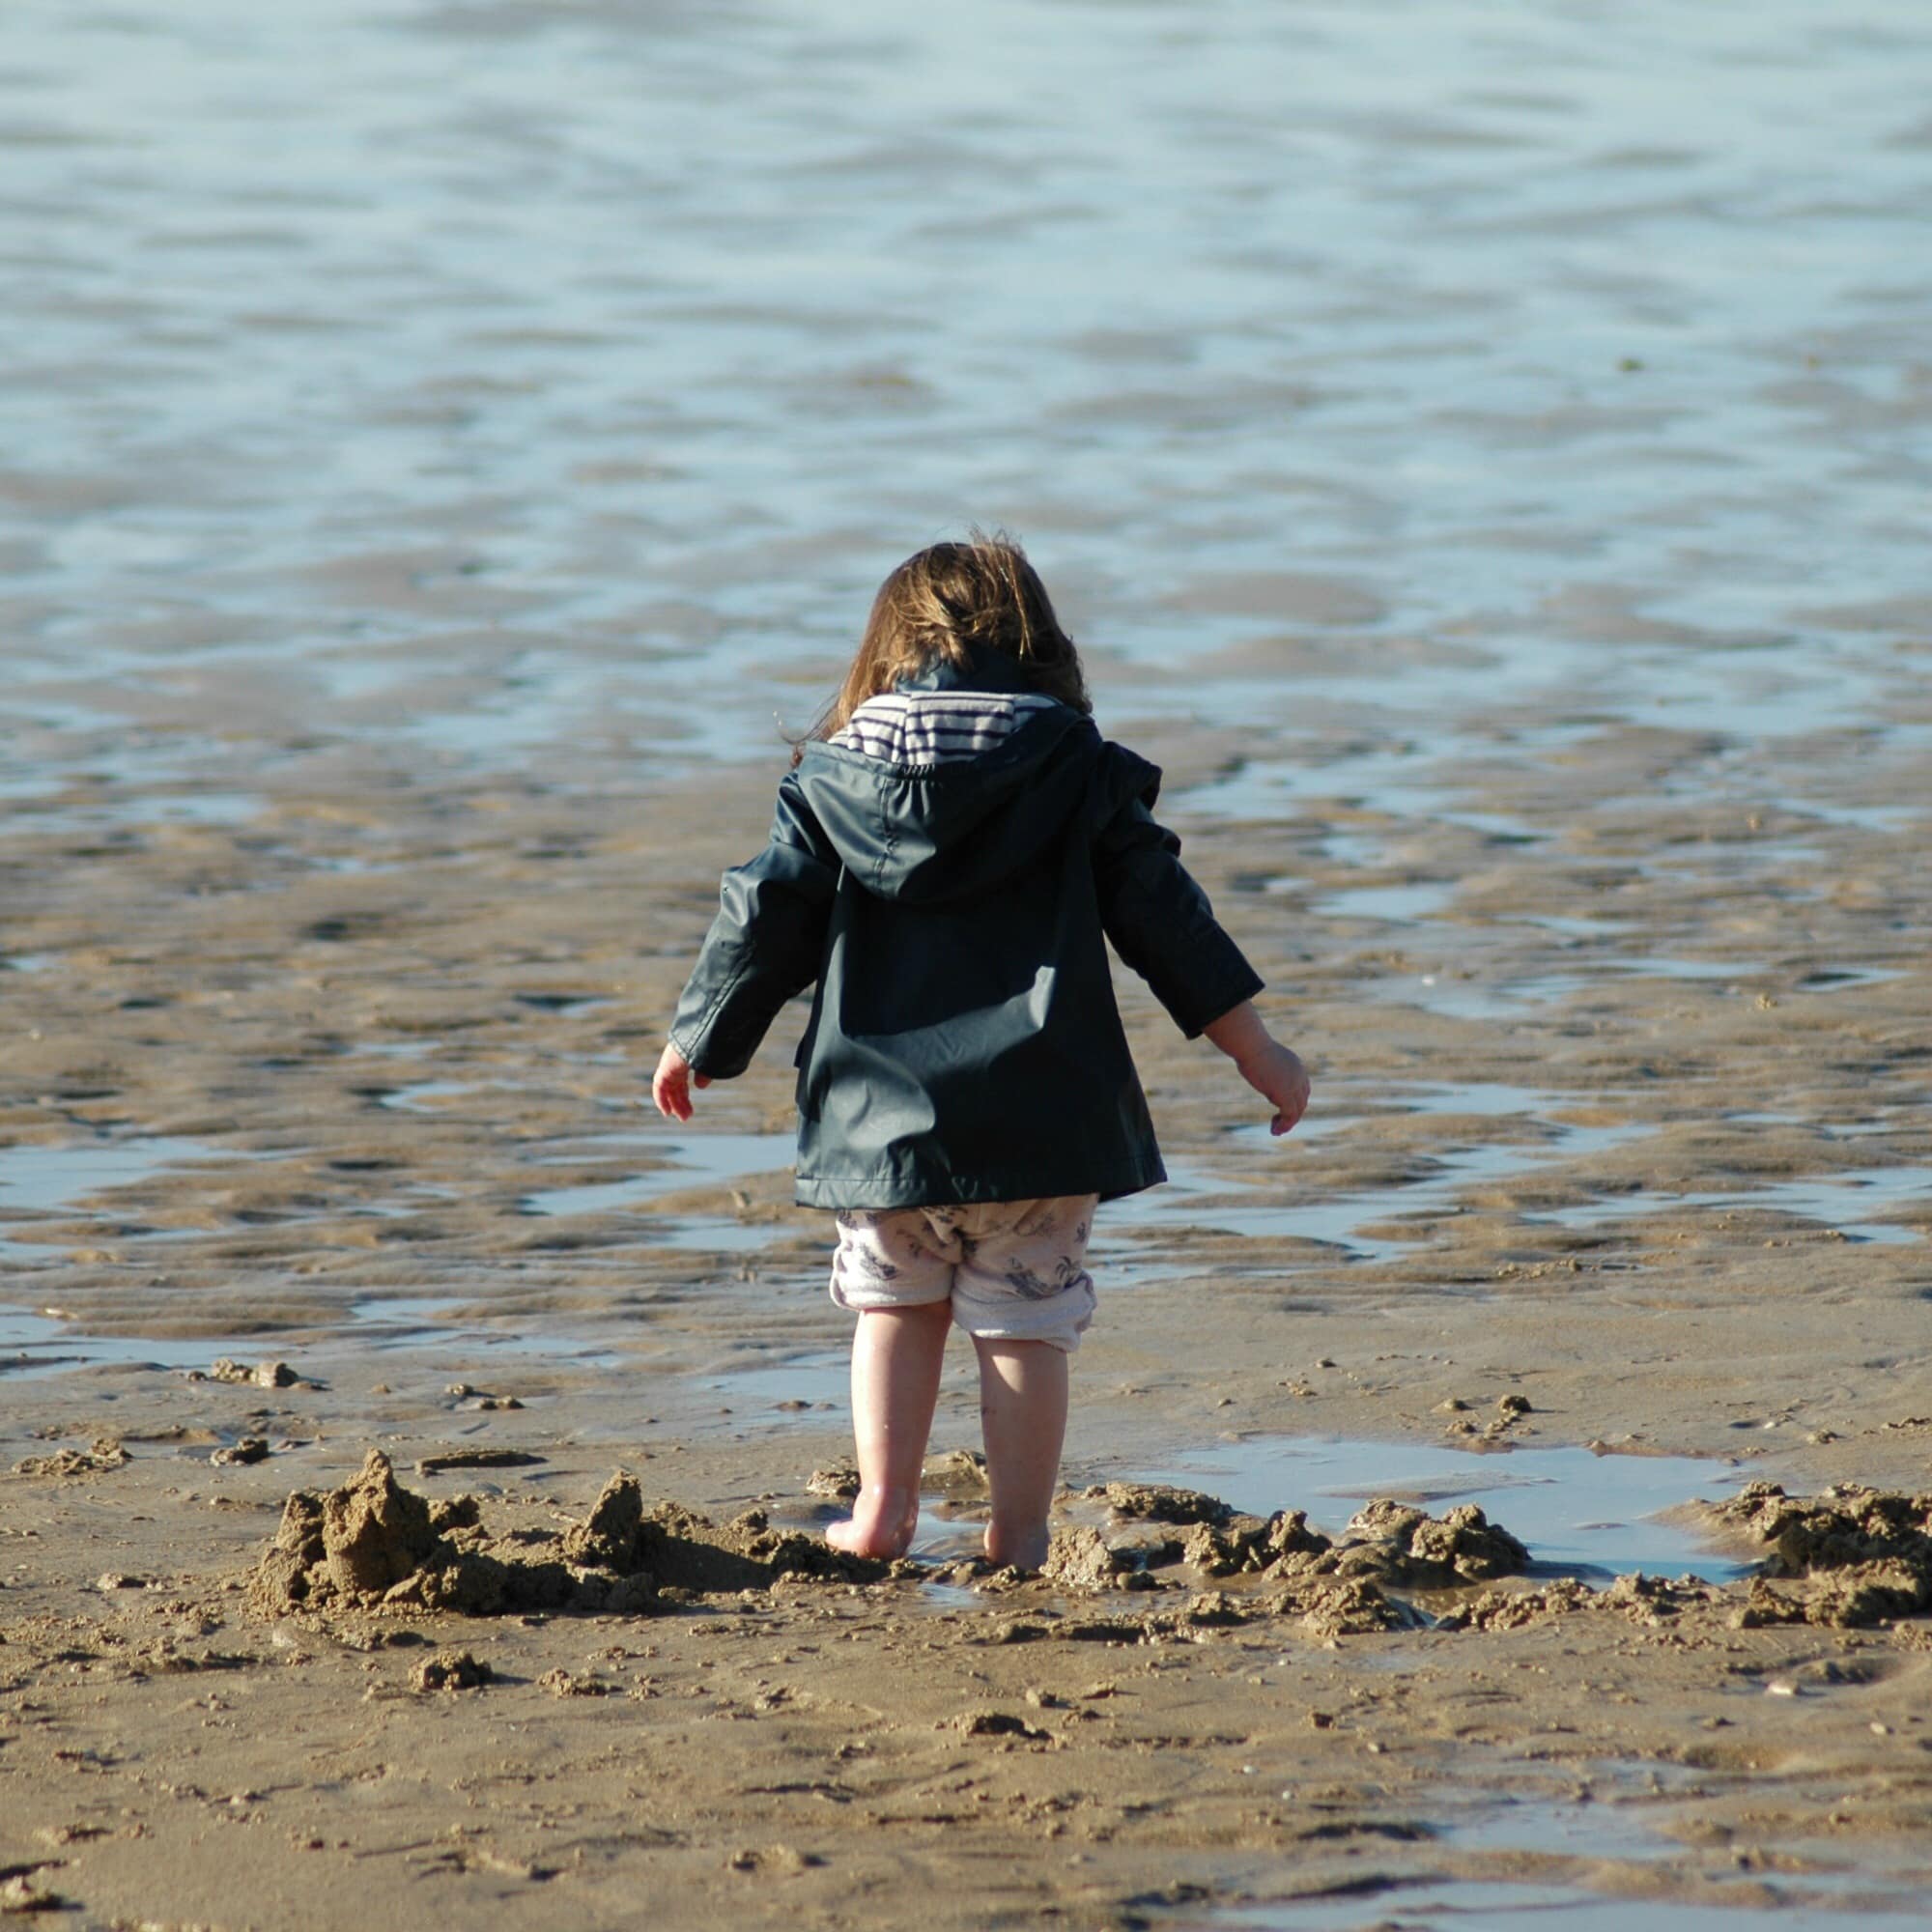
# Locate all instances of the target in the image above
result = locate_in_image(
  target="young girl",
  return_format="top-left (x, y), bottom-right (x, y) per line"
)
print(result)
top-left (653, 537), bottom-right (1310, 1571)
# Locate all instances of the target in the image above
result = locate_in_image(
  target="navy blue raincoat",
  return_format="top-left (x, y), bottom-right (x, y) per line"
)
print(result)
top-left (668, 653), bottom-right (1264, 1210)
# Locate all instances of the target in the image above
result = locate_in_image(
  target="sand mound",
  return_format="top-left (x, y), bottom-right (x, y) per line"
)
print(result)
top-left (13, 1436), bottom-right (128, 1479)
top-left (1324, 1499), bottom-right (1531, 1586)
top-left (248, 1452), bottom-right (884, 1620)
top-left (1057, 1491), bottom-right (1529, 1596)
top-left (1714, 1481), bottom-right (1932, 1628)
top-left (1041, 1492), bottom-right (1530, 1636)
top-left (1080, 1481), bottom-right (1235, 1527)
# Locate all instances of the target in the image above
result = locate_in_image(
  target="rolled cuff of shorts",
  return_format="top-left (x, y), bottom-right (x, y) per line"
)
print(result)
top-left (828, 1276), bottom-right (954, 1317)
top-left (950, 1271), bottom-right (1095, 1354)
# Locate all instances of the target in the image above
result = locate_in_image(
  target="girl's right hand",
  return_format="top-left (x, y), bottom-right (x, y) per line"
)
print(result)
top-left (652, 1040), bottom-right (710, 1122)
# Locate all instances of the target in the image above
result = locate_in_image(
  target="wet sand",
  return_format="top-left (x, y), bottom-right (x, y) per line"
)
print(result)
top-left (7, 0), bottom-right (1932, 1923)
top-left (4, 734), bottom-right (1931, 1928)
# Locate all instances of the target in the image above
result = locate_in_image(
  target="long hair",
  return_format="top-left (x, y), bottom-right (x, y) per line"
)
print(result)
top-left (800, 533), bottom-right (1089, 759)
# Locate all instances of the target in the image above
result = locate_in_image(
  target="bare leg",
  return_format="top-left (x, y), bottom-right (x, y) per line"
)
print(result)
top-left (825, 1300), bottom-right (952, 1560)
top-left (974, 1338), bottom-right (1067, 1571)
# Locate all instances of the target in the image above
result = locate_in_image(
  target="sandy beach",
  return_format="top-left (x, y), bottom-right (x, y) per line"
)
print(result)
top-left (5, 734), bottom-right (1930, 1928)
top-left (5, 0), bottom-right (1932, 1924)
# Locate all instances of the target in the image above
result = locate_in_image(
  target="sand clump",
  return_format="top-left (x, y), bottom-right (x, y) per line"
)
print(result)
top-left (1323, 1498), bottom-right (1531, 1586)
top-left (1080, 1481), bottom-right (1233, 1527)
top-left (251, 1454), bottom-right (1539, 1640)
top-left (205, 1358), bottom-right (300, 1389)
top-left (248, 1452), bottom-right (884, 1622)
top-left (13, 1437), bottom-right (128, 1479)
top-left (1713, 1481), bottom-right (1932, 1628)
top-left (243, 1457), bottom-right (1932, 1650)
top-left (1438, 1485), bottom-right (1932, 1634)
top-left (413, 1648), bottom-right (493, 1692)
top-left (1054, 1485), bottom-right (1527, 1596)
top-left (805, 1462), bottom-right (861, 1501)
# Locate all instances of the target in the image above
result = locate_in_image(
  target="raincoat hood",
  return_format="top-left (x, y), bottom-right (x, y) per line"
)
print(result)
top-left (793, 651), bottom-right (1146, 906)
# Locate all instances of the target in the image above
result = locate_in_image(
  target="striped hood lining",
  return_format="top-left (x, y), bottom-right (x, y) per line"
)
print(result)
top-left (830, 689), bottom-right (1063, 766)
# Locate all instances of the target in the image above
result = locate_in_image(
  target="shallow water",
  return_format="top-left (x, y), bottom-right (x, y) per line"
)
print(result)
top-left (0, 1137), bottom-right (232, 1213)
top-left (1212, 1884), bottom-right (1932, 1932)
top-left (1540, 1168), bottom-right (1931, 1246)
top-left (1105, 1118), bottom-right (1655, 1264)
top-left (5, 0), bottom-right (1932, 803)
top-left (0, 1308), bottom-right (221, 1378)
top-left (518, 1130), bottom-right (796, 1229)
top-left (0, 1137), bottom-right (242, 1262)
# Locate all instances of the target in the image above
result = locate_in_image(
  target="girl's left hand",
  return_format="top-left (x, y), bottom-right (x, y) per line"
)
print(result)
top-left (652, 1040), bottom-right (709, 1122)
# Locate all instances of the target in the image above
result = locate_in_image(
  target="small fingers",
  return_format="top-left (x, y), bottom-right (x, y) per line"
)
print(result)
top-left (652, 1066), bottom-right (690, 1122)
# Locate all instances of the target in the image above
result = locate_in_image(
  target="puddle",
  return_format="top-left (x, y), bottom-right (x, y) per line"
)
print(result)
top-left (1179, 747), bottom-right (1541, 842)
top-left (0, 1136), bottom-right (241, 1258)
top-left (343, 1294), bottom-right (625, 1368)
top-left (1378, 1084), bottom-right (1553, 1118)
top-left (1211, 1764), bottom-right (1927, 1926)
top-left (0, 1286), bottom-right (633, 1379)
top-left (761, 1490), bottom-right (989, 1568)
top-left (1796, 802), bottom-right (1924, 834)
top-left (0, 1136), bottom-right (233, 1213)
top-left (1794, 965), bottom-right (1905, 993)
top-left (5, 790), bottom-right (266, 836)
top-left (1104, 1120), bottom-right (1654, 1264)
top-left (375, 1080), bottom-right (480, 1113)
top-left (0, 1307), bottom-right (230, 1378)
top-left (697, 1352), bottom-right (848, 1418)
top-left (1373, 956), bottom-right (1769, 1020)
top-left (1541, 1168), bottom-right (1930, 1245)
top-left (1128, 1436), bottom-right (1752, 1584)
top-left (1442, 1789), bottom-right (1684, 1865)
top-left (518, 1130), bottom-right (797, 1251)
top-left (1212, 1882), bottom-right (1932, 1931)
top-left (1309, 881), bottom-right (1458, 923)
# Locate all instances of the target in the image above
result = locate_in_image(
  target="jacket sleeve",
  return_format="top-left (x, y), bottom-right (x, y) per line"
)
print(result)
top-left (668, 772), bottom-right (839, 1079)
top-left (1093, 788), bottom-right (1265, 1040)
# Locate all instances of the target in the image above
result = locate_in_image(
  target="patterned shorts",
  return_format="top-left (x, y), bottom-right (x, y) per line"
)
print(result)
top-left (828, 1195), bottom-right (1099, 1354)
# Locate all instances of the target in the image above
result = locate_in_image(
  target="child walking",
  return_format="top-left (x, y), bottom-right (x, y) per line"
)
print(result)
top-left (653, 537), bottom-right (1310, 1570)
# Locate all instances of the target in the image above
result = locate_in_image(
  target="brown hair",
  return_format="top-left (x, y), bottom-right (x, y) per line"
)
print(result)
top-left (801, 532), bottom-right (1089, 758)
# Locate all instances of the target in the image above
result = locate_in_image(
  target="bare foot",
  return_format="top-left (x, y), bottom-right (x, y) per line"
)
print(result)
top-left (825, 1485), bottom-right (919, 1560)
top-left (982, 1519), bottom-right (1049, 1573)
